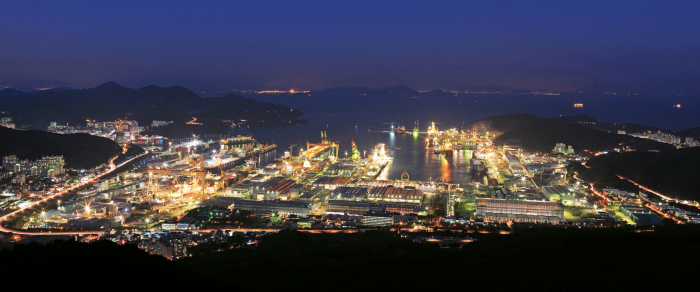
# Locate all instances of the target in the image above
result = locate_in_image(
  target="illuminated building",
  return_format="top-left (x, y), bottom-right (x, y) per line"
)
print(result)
top-left (231, 199), bottom-right (311, 217)
top-left (2, 155), bottom-right (65, 178)
top-left (552, 143), bottom-right (574, 155)
top-left (542, 185), bottom-right (582, 206)
top-left (367, 186), bottom-right (423, 203)
top-left (330, 187), bottom-right (367, 201)
top-left (0, 117), bottom-right (15, 129)
top-left (372, 201), bottom-right (426, 215)
top-left (476, 199), bottom-right (564, 224)
top-left (362, 210), bottom-right (394, 227)
top-left (327, 200), bottom-right (371, 215)
top-left (312, 176), bottom-right (353, 189)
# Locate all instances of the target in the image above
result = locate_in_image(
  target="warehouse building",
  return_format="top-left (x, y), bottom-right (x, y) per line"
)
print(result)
top-left (330, 187), bottom-right (368, 201)
top-left (312, 176), bottom-right (353, 189)
top-left (327, 200), bottom-right (371, 215)
top-left (367, 186), bottom-right (423, 203)
top-left (362, 210), bottom-right (394, 227)
top-left (476, 198), bottom-right (564, 224)
top-left (371, 201), bottom-right (426, 215)
top-left (231, 199), bottom-right (311, 217)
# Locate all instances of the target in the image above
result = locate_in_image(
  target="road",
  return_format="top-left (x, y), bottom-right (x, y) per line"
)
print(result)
top-left (574, 173), bottom-right (684, 223)
top-left (0, 151), bottom-right (150, 236)
top-left (616, 174), bottom-right (697, 207)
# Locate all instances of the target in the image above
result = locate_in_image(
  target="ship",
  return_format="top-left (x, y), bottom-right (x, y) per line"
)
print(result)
top-left (393, 124), bottom-right (407, 134)
top-left (393, 147), bottom-right (401, 150)
top-left (434, 145), bottom-right (441, 154)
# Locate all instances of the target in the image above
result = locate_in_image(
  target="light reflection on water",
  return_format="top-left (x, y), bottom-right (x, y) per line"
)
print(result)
top-left (230, 121), bottom-right (474, 184)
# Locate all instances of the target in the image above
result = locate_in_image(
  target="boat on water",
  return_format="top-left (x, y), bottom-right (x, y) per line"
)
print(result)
top-left (393, 147), bottom-right (401, 150)
top-left (434, 145), bottom-right (441, 154)
top-left (393, 124), bottom-right (407, 134)
top-left (274, 129), bottom-right (280, 132)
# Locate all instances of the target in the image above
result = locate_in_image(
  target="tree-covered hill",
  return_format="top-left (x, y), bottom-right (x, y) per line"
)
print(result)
top-left (0, 126), bottom-right (123, 169)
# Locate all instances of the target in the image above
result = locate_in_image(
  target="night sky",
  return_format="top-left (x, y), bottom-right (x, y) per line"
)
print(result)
top-left (1, 1), bottom-right (699, 93)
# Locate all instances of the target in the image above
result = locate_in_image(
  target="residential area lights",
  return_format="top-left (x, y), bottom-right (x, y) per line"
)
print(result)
top-left (0, 151), bottom-right (150, 235)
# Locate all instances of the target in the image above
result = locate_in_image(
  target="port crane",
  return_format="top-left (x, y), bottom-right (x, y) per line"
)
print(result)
top-left (383, 121), bottom-right (397, 129)
top-left (147, 159), bottom-right (207, 199)
top-left (413, 119), bottom-right (420, 135)
top-left (288, 144), bottom-right (297, 163)
top-left (305, 131), bottom-right (339, 160)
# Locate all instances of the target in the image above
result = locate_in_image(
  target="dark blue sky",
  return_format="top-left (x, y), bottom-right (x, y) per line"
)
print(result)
top-left (1, 1), bottom-right (699, 93)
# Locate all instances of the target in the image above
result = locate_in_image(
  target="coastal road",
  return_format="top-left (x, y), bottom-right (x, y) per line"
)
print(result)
top-left (616, 174), bottom-right (696, 206)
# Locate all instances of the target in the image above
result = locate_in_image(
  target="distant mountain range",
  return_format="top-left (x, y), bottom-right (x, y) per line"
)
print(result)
top-left (466, 113), bottom-right (675, 152)
top-left (0, 79), bottom-right (74, 92)
top-left (315, 85), bottom-right (420, 96)
top-left (310, 84), bottom-right (544, 96)
top-left (0, 79), bottom-right (565, 98)
top-left (0, 81), bottom-right (306, 134)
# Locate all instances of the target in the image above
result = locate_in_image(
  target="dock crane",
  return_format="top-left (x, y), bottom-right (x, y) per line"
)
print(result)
top-left (148, 159), bottom-right (207, 199)
top-left (413, 119), bottom-right (420, 135)
top-left (305, 131), bottom-right (339, 160)
top-left (351, 140), bottom-right (359, 160)
top-left (383, 121), bottom-right (398, 130)
top-left (288, 144), bottom-right (297, 163)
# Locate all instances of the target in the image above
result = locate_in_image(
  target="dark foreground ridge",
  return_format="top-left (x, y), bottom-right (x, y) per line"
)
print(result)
top-left (2, 227), bottom-right (699, 289)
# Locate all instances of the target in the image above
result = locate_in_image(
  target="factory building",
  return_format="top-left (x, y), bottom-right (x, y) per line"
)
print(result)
top-left (476, 199), bottom-right (564, 224)
top-left (66, 218), bottom-right (121, 229)
top-left (504, 153), bottom-right (521, 167)
top-left (312, 176), bottom-right (353, 189)
top-left (327, 200), bottom-right (371, 216)
top-left (327, 200), bottom-right (426, 216)
top-left (371, 202), bottom-right (426, 215)
top-left (330, 187), bottom-right (368, 201)
top-left (362, 211), bottom-right (394, 227)
top-left (231, 199), bottom-right (311, 217)
top-left (299, 188), bottom-right (323, 202)
top-left (542, 185), bottom-right (584, 206)
top-left (367, 186), bottom-right (423, 203)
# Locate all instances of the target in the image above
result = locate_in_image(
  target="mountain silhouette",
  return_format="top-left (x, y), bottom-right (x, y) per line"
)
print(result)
top-left (0, 82), bottom-right (305, 130)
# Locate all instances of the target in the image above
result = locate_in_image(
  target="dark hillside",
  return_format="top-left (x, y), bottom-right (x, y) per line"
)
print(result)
top-left (680, 126), bottom-right (700, 141)
top-left (558, 114), bottom-right (660, 133)
top-left (0, 82), bottom-right (306, 130)
top-left (584, 147), bottom-right (700, 201)
top-left (470, 114), bottom-right (674, 152)
top-left (0, 126), bottom-right (122, 169)
top-left (466, 113), bottom-right (541, 133)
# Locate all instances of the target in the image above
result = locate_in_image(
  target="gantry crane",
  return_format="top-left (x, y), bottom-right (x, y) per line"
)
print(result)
top-left (288, 144), bottom-right (297, 163)
top-left (148, 159), bottom-right (207, 199)
top-left (305, 131), bottom-right (339, 160)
